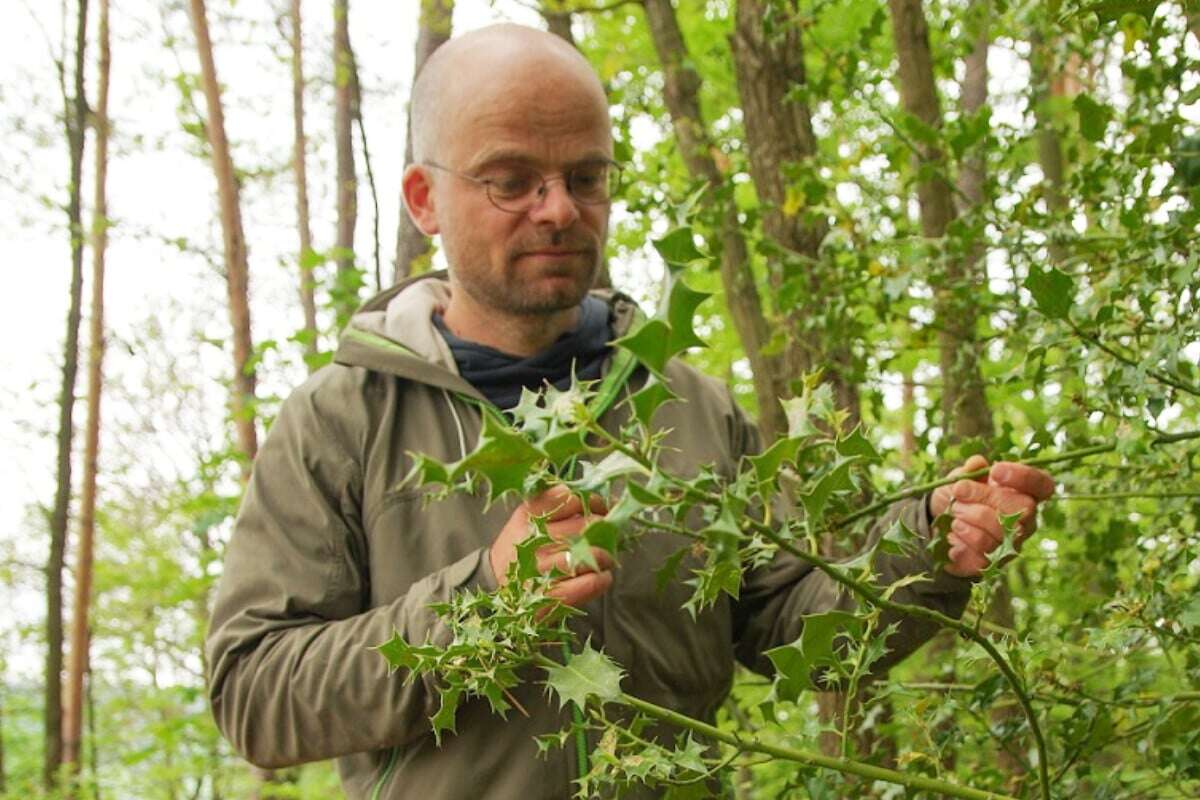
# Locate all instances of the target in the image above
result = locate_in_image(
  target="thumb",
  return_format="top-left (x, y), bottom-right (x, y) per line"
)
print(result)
top-left (952, 454), bottom-right (990, 481)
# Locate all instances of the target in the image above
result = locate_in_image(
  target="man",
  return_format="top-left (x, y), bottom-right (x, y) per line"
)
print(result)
top-left (205, 24), bottom-right (1055, 799)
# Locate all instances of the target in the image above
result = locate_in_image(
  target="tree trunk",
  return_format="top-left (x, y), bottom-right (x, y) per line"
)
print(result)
top-left (63, 0), bottom-right (109, 783)
top-left (334, 0), bottom-right (359, 322)
top-left (888, 0), bottom-right (992, 444)
top-left (541, 1), bottom-right (576, 46)
top-left (289, 0), bottom-right (319, 369)
top-left (730, 0), bottom-right (860, 425)
top-left (641, 0), bottom-right (787, 439)
top-left (394, 0), bottom-right (453, 284)
top-left (46, 0), bottom-right (90, 787)
top-left (1031, 31), bottom-right (1069, 266)
top-left (187, 0), bottom-right (259, 469)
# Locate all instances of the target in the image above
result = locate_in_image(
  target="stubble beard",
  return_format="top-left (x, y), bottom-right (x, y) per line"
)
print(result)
top-left (458, 230), bottom-right (602, 317)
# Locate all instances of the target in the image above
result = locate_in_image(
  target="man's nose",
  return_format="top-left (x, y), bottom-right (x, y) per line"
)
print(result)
top-left (527, 177), bottom-right (580, 228)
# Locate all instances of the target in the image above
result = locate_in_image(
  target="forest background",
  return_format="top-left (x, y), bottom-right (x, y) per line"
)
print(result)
top-left (1, 0), bottom-right (1199, 798)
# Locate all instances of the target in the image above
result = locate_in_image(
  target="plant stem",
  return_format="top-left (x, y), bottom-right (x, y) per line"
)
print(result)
top-left (614, 682), bottom-right (1019, 800)
top-left (834, 430), bottom-right (1200, 530)
top-left (1055, 491), bottom-right (1200, 500)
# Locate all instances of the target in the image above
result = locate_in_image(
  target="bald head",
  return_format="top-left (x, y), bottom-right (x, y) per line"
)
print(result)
top-left (409, 24), bottom-right (609, 165)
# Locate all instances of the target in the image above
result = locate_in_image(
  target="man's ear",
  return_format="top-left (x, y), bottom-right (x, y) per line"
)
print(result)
top-left (402, 164), bottom-right (440, 236)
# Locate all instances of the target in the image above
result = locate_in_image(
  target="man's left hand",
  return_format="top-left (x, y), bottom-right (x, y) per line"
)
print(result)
top-left (929, 455), bottom-right (1057, 578)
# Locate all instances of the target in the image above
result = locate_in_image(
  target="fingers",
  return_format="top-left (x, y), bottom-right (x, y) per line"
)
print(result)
top-left (953, 493), bottom-right (1037, 537)
top-left (536, 545), bottom-right (615, 576)
top-left (988, 462), bottom-right (1056, 502)
top-left (547, 570), bottom-right (614, 607)
top-left (951, 454), bottom-right (990, 480)
top-left (525, 485), bottom-right (609, 521)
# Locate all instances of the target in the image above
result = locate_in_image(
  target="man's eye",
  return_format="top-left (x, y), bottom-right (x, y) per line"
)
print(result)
top-left (486, 170), bottom-right (536, 198)
top-left (569, 166), bottom-right (605, 195)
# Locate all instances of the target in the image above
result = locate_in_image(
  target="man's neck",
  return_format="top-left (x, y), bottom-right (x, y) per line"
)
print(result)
top-left (441, 289), bottom-right (580, 358)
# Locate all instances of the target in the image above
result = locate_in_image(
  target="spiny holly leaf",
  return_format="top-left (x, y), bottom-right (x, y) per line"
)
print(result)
top-left (878, 518), bottom-right (920, 558)
top-left (543, 642), bottom-right (624, 710)
top-left (747, 435), bottom-right (805, 485)
top-left (628, 377), bottom-right (679, 427)
top-left (655, 546), bottom-right (690, 594)
top-left (835, 427), bottom-right (881, 463)
top-left (1073, 93), bottom-right (1113, 142)
top-left (455, 412), bottom-right (547, 503)
top-left (572, 450), bottom-right (648, 494)
top-left (514, 531), bottom-right (552, 581)
top-left (766, 610), bottom-right (864, 700)
top-left (981, 509), bottom-right (1023, 582)
top-left (800, 457), bottom-right (860, 523)
top-left (614, 319), bottom-right (673, 375)
top-left (430, 686), bottom-right (462, 745)
top-left (1024, 264), bottom-right (1076, 320)
top-left (665, 280), bottom-right (710, 352)
top-left (652, 226), bottom-right (706, 271)
top-left (782, 380), bottom-right (835, 438)
top-left (404, 452), bottom-right (452, 488)
top-left (376, 632), bottom-right (419, 672)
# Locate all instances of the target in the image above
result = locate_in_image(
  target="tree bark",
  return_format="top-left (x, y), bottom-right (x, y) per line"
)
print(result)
top-left (731, 0), bottom-right (860, 425)
top-left (334, 0), bottom-right (359, 321)
top-left (46, 0), bottom-right (90, 787)
top-left (187, 0), bottom-right (258, 468)
top-left (289, 0), bottom-right (319, 369)
top-left (642, 0), bottom-right (788, 439)
top-left (541, 1), bottom-right (576, 46)
top-left (63, 0), bottom-right (109, 782)
top-left (394, 0), bottom-right (453, 284)
top-left (889, 0), bottom-right (992, 444)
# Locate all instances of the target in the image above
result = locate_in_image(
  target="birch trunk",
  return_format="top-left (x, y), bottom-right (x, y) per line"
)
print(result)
top-left (63, 0), bottom-right (109, 782)
top-left (46, 0), bottom-right (90, 786)
top-left (187, 0), bottom-right (258, 468)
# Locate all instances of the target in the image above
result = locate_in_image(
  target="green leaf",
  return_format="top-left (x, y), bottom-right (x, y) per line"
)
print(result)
top-left (542, 642), bottom-right (624, 710)
top-left (376, 632), bottom-right (418, 672)
top-left (835, 427), bottom-right (881, 463)
top-left (628, 377), bottom-right (679, 426)
top-left (430, 686), bottom-right (462, 745)
top-left (454, 413), bottom-right (547, 503)
top-left (572, 451), bottom-right (648, 494)
top-left (1024, 264), bottom-right (1075, 320)
top-left (1073, 93), bottom-right (1114, 142)
top-left (614, 319), bottom-right (673, 375)
top-left (800, 457), bottom-right (859, 523)
top-left (766, 611), bottom-right (864, 700)
top-left (746, 437), bottom-right (804, 484)
top-left (652, 226), bottom-right (706, 269)
top-left (665, 280), bottom-right (710, 353)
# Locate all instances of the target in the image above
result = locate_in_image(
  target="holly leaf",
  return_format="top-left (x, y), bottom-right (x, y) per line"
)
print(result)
top-left (453, 413), bottom-right (546, 503)
top-left (430, 686), bottom-right (462, 745)
top-left (835, 427), bottom-right (881, 463)
top-left (1073, 93), bottom-right (1113, 142)
top-left (766, 611), bottom-right (863, 700)
top-left (614, 319), bottom-right (673, 375)
top-left (628, 377), bottom-right (679, 426)
top-left (653, 226), bottom-right (706, 270)
top-left (1024, 264), bottom-right (1075, 320)
top-left (376, 632), bottom-right (419, 672)
top-left (746, 437), bottom-right (805, 484)
top-left (542, 642), bottom-right (624, 710)
top-left (800, 457), bottom-right (859, 523)
top-left (665, 279), bottom-right (710, 353)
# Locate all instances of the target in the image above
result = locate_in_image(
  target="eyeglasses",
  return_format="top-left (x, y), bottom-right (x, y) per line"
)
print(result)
top-left (422, 159), bottom-right (623, 214)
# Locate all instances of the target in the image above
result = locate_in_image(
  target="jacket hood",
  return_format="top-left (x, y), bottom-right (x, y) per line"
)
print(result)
top-left (334, 270), bottom-right (642, 399)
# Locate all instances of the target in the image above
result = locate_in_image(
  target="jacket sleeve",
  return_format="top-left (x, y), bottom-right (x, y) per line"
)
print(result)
top-left (727, 394), bottom-right (974, 677)
top-left (205, 380), bottom-right (496, 768)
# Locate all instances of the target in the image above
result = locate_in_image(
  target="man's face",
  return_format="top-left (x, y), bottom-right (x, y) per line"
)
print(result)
top-left (429, 66), bottom-right (612, 317)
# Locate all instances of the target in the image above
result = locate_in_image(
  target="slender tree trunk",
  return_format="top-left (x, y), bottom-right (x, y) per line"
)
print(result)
top-left (888, 0), bottom-right (992, 444)
top-left (1188, 13), bottom-right (1199, 45)
top-left (541, 1), bottom-right (576, 46)
top-left (333, 0), bottom-right (359, 322)
top-left (187, 0), bottom-right (258, 469)
top-left (1031, 31), bottom-right (1069, 266)
top-left (46, 0), bottom-right (90, 787)
top-left (289, 0), bottom-right (319, 369)
top-left (394, 0), bottom-right (453, 283)
top-left (352, 56), bottom-right (383, 293)
top-left (63, 0), bottom-right (109, 783)
top-left (642, 0), bottom-right (787, 439)
top-left (900, 375), bottom-right (917, 469)
top-left (730, 0), bottom-right (860, 425)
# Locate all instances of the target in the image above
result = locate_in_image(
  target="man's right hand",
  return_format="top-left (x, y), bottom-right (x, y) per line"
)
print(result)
top-left (489, 484), bottom-right (614, 607)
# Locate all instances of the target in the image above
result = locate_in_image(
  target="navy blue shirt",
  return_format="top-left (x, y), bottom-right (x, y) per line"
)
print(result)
top-left (433, 296), bottom-right (613, 411)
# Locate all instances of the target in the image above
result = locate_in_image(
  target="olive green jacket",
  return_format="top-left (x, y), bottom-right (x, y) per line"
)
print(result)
top-left (205, 272), bottom-right (972, 799)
